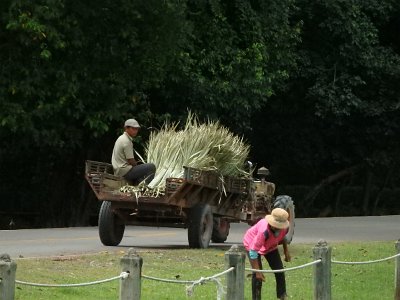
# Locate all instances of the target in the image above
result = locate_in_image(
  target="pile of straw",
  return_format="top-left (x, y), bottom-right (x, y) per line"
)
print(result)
top-left (144, 113), bottom-right (250, 193)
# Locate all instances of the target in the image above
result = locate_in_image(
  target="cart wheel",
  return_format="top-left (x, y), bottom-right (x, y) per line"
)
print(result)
top-left (273, 195), bottom-right (295, 244)
top-left (211, 217), bottom-right (230, 243)
top-left (188, 203), bottom-right (213, 248)
top-left (98, 201), bottom-right (125, 246)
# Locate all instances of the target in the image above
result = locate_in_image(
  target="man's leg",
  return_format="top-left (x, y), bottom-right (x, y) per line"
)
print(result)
top-left (265, 249), bottom-right (287, 299)
top-left (249, 255), bottom-right (263, 300)
top-left (124, 163), bottom-right (156, 185)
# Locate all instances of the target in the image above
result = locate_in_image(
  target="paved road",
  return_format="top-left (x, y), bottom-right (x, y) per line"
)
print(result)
top-left (1, 215), bottom-right (399, 258)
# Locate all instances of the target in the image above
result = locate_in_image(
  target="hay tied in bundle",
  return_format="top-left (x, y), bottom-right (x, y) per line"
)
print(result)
top-left (122, 113), bottom-right (250, 196)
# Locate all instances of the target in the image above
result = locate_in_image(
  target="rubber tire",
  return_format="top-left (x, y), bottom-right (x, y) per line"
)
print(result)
top-left (273, 195), bottom-right (295, 244)
top-left (187, 203), bottom-right (213, 248)
top-left (211, 217), bottom-right (230, 243)
top-left (98, 201), bottom-right (125, 246)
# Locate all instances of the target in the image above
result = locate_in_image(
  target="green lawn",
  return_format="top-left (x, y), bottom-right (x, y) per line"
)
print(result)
top-left (13, 241), bottom-right (399, 299)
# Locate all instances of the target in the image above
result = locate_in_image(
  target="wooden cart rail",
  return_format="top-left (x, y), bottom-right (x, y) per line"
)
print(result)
top-left (85, 161), bottom-right (131, 201)
top-left (85, 160), bottom-right (252, 203)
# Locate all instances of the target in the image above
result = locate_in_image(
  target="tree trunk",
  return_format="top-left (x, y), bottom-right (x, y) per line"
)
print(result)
top-left (372, 166), bottom-right (394, 215)
top-left (304, 165), bottom-right (362, 212)
top-left (362, 171), bottom-right (373, 215)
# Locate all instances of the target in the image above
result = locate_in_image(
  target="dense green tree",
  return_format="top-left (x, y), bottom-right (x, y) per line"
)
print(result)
top-left (150, 0), bottom-right (300, 130)
top-left (0, 0), bottom-right (188, 226)
top-left (250, 0), bottom-right (400, 215)
top-left (1, 0), bottom-right (187, 144)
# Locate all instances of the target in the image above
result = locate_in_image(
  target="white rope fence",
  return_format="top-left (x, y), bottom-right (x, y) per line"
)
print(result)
top-left (15, 271), bottom-right (129, 287)
top-left (16, 252), bottom-right (397, 290)
top-left (245, 259), bottom-right (322, 273)
top-left (332, 252), bottom-right (400, 265)
top-left (143, 267), bottom-right (234, 300)
top-left (142, 275), bottom-right (193, 284)
top-left (244, 252), bottom-right (400, 273)
top-left (245, 253), bottom-right (400, 273)
top-left (14, 267), bottom-right (235, 299)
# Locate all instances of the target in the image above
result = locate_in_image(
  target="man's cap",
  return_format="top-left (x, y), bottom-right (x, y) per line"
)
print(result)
top-left (124, 119), bottom-right (141, 128)
top-left (265, 208), bottom-right (289, 229)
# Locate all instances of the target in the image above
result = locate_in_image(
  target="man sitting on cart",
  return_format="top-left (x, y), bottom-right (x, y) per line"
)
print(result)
top-left (111, 118), bottom-right (156, 185)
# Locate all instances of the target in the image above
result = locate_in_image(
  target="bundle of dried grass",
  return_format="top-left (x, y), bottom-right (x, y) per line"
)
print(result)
top-left (144, 113), bottom-right (250, 194)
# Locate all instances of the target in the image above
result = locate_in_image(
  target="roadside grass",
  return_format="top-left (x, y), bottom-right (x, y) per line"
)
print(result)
top-left (14, 241), bottom-right (397, 299)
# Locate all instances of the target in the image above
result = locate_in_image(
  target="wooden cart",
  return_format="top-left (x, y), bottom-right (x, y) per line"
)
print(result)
top-left (85, 160), bottom-right (294, 248)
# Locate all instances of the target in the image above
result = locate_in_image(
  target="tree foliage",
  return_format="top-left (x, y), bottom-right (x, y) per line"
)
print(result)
top-left (151, 0), bottom-right (300, 130)
top-left (0, 0), bottom-right (399, 227)
top-left (0, 0), bottom-right (188, 226)
top-left (250, 0), bottom-right (400, 215)
top-left (1, 0), bottom-right (187, 149)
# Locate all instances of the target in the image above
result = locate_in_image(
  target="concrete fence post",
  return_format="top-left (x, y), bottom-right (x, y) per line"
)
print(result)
top-left (395, 239), bottom-right (400, 300)
top-left (313, 240), bottom-right (332, 300)
top-left (225, 244), bottom-right (246, 300)
top-left (120, 248), bottom-right (142, 300)
top-left (0, 254), bottom-right (17, 300)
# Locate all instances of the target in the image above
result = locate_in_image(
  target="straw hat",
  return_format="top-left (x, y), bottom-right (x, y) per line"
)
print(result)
top-left (265, 208), bottom-right (289, 229)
